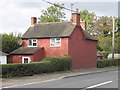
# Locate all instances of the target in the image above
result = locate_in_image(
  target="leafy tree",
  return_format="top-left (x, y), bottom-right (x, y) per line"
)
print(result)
top-left (1, 33), bottom-right (21, 54)
top-left (94, 16), bottom-right (113, 36)
top-left (80, 9), bottom-right (96, 33)
top-left (97, 35), bottom-right (112, 56)
top-left (116, 17), bottom-right (120, 31)
top-left (115, 17), bottom-right (120, 53)
top-left (38, 4), bottom-right (66, 23)
top-left (96, 17), bottom-right (120, 57)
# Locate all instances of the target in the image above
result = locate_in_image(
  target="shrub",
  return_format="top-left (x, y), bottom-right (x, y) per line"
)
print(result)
top-left (1, 56), bottom-right (72, 78)
top-left (50, 56), bottom-right (72, 71)
top-left (97, 59), bottom-right (120, 68)
top-left (2, 63), bottom-right (33, 78)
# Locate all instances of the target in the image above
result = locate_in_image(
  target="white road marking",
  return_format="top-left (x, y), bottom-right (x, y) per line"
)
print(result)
top-left (86, 80), bottom-right (113, 88)
top-left (2, 78), bottom-right (61, 88)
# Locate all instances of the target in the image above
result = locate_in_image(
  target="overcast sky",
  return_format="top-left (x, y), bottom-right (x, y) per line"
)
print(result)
top-left (0, 0), bottom-right (119, 34)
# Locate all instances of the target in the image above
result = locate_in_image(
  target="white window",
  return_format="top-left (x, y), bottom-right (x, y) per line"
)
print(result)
top-left (50, 38), bottom-right (61, 47)
top-left (28, 39), bottom-right (37, 47)
top-left (22, 57), bottom-right (31, 63)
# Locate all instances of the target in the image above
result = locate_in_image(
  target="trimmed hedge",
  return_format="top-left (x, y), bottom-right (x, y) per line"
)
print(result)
top-left (1, 56), bottom-right (72, 78)
top-left (97, 59), bottom-right (120, 68)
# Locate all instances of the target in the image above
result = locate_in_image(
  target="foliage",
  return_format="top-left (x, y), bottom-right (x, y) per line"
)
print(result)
top-left (0, 33), bottom-right (21, 54)
top-left (97, 59), bottom-right (120, 68)
top-left (116, 17), bottom-right (120, 31)
top-left (97, 35), bottom-right (112, 57)
top-left (1, 56), bottom-right (72, 78)
top-left (94, 16), bottom-right (113, 36)
top-left (115, 17), bottom-right (120, 53)
top-left (38, 4), bottom-right (66, 23)
top-left (95, 16), bottom-right (120, 56)
top-left (80, 9), bottom-right (96, 33)
top-left (97, 34), bottom-right (119, 56)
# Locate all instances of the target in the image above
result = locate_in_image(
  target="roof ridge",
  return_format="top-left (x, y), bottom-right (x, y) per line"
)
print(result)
top-left (35, 21), bottom-right (70, 25)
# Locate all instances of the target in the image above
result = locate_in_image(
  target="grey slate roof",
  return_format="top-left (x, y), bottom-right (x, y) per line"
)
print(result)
top-left (0, 51), bottom-right (8, 56)
top-left (82, 30), bottom-right (97, 41)
top-left (10, 47), bottom-right (42, 55)
top-left (22, 22), bottom-right (75, 39)
top-left (22, 21), bottom-right (97, 41)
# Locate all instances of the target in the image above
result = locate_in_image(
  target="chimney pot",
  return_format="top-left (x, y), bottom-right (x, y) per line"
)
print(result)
top-left (31, 17), bottom-right (37, 25)
top-left (76, 8), bottom-right (78, 13)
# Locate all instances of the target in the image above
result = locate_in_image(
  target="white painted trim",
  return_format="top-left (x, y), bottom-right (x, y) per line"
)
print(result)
top-left (28, 39), bottom-right (37, 47)
top-left (50, 38), bottom-right (61, 47)
top-left (22, 57), bottom-right (31, 64)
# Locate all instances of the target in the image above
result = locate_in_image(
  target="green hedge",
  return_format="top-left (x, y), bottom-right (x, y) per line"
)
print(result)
top-left (97, 59), bottom-right (120, 68)
top-left (1, 56), bottom-right (72, 78)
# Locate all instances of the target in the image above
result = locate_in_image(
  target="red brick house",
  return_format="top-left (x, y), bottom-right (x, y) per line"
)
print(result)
top-left (10, 9), bottom-right (97, 69)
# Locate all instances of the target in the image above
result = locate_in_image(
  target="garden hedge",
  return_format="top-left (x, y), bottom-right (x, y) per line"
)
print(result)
top-left (97, 59), bottom-right (120, 68)
top-left (1, 56), bottom-right (72, 78)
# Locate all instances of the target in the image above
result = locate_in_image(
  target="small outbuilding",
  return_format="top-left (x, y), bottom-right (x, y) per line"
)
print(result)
top-left (0, 51), bottom-right (8, 64)
top-left (97, 53), bottom-right (105, 60)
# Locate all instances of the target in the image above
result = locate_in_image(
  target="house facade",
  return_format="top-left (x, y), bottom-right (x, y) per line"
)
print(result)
top-left (10, 9), bottom-right (97, 69)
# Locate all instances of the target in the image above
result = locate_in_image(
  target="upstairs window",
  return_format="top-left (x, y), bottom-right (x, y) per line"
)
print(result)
top-left (50, 38), bottom-right (61, 47)
top-left (28, 39), bottom-right (37, 47)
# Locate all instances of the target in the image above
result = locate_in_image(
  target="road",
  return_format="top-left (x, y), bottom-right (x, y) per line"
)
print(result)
top-left (2, 70), bottom-right (119, 89)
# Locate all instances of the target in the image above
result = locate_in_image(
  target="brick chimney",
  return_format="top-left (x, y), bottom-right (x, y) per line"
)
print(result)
top-left (80, 20), bottom-right (86, 30)
top-left (31, 17), bottom-right (37, 25)
top-left (72, 8), bottom-right (80, 26)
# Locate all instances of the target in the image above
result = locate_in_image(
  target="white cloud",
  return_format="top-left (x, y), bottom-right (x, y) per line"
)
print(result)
top-left (0, 0), bottom-right (119, 34)
top-left (0, 0), bottom-right (49, 34)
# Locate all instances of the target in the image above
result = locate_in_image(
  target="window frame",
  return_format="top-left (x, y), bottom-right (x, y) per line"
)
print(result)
top-left (28, 39), bottom-right (37, 47)
top-left (22, 57), bottom-right (31, 64)
top-left (50, 38), bottom-right (61, 47)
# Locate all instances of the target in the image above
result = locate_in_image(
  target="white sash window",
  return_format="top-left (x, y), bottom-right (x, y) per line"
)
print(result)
top-left (50, 38), bottom-right (61, 47)
top-left (28, 39), bottom-right (37, 47)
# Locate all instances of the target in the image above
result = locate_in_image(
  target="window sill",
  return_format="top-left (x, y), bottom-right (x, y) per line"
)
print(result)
top-left (28, 46), bottom-right (37, 47)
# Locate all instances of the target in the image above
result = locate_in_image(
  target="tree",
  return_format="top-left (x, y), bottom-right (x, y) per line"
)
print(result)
top-left (94, 16), bottom-right (113, 36)
top-left (1, 33), bottom-right (21, 54)
top-left (116, 17), bottom-right (120, 31)
top-left (97, 35), bottom-right (112, 57)
top-left (95, 17), bottom-right (119, 57)
top-left (115, 17), bottom-right (120, 53)
top-left (80, 9), bottom-right (96, 33)
top-left (38, 4), bottom-right (66, 23)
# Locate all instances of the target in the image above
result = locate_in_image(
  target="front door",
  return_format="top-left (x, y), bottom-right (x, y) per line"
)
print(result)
top-left (22, 57), bottom-right (31, 63)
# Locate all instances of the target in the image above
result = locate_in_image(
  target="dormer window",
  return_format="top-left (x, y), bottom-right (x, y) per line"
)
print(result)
top-left (28, 39), bottom-right (37, 47)
top-left (50, 38), bottom-right (61, 47)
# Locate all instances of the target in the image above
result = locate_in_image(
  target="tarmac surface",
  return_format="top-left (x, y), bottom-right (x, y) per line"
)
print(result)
top-left (2, 67), bottom-right (119, 88)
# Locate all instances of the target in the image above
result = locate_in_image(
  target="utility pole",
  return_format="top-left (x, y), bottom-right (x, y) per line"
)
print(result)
top-left (112, 18), bottom-right (115, 60)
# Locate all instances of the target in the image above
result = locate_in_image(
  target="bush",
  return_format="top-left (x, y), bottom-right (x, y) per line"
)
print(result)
top-left (97, 59), bottom-right (120, 68)
top-left (2, 63), bottom-right (33, 78)
top-left (1, 56), bottom-right (72, 78)
top-left (50, 56), bottom-right (72, 71)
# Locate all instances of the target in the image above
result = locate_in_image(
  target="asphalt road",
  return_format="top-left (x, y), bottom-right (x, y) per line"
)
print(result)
top-left (3, 70), bottom-right (119, 89)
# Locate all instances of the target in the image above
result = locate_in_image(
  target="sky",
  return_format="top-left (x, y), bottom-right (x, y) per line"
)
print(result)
top-left (0, 0), bottom-right (119, 34)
